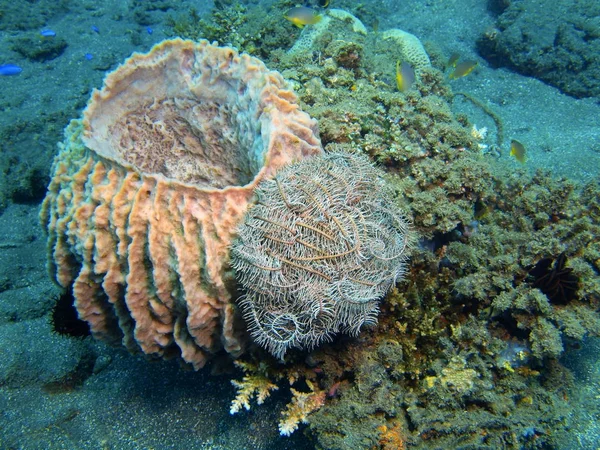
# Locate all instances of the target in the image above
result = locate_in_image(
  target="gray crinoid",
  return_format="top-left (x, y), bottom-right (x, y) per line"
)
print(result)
top-left (231, 152), bottom-right (413, 359)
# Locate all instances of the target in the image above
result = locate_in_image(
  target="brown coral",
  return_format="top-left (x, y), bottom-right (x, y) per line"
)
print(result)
top-left (40, 39), bottom-right (322, 369)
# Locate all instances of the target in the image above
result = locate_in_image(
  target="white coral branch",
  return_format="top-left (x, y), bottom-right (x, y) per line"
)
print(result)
top-left (279, 381), bottom-right (326, 436)
top-left (229, 361), bottom-right (279, 415)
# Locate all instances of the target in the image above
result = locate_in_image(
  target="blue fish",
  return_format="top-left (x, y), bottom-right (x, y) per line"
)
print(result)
top-left (40, 29), bottom-right (56, 37)
top-left (0, 64), bottom-right (22, 76)
top-left (84, 53), bottom-right (93, 60)
top-left (91, 25), bottom-right (100, 33)
top-left (146, 26), bottom-right (153, 35)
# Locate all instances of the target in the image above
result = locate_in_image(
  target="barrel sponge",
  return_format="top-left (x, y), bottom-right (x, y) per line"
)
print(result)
top-left (383, 29), bottom-right (431, 71)
top-left (40, 39), bottom-right (323, 370)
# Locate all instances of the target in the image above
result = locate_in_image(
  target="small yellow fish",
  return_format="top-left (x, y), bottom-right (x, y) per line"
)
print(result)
top-left (510, 139), bottom-right (526, 163)
top-left (447, 52), bottom-right (460, 68)
top-left (319, 0), bottom-right (330, 7)
top-left (396, 60), bottom-right (415, 92)
top-left (449, 60), bottom-right (478, 79)
top-left (285, 6), bottom-right (322, 28)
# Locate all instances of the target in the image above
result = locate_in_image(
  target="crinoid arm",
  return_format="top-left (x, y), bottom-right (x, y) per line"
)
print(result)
top-left (232, 152), bottom-right (414, 358)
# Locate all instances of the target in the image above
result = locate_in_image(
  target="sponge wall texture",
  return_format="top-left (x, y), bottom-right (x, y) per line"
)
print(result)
top-left (40, 39), bottom-right (323, 369)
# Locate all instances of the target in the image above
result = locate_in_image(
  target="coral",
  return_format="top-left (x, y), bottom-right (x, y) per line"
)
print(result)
top-left (273, 38), bottom-right (487, 238)
top-left (229, 360), bottom-right (280, 414)
top-left (229, 357), bottom-right (327, 436)
top-left (326, 39), bottom-right (363, 70)
top-left (166, 3), bottom-right (296, 61)
top-left (289, 9), bottom-right (368, 55)
top-left (279, 380), bottom-right (326, 436)
top-left (167, 4), bottom-right (247, 46)
top-left (529, 317), bottom-right (564, 358)
top-left (327, 9), bottom-right (368, 35)
top-left (444, 171), bottom-right (600, 360)
top-left (378, 419), bottom-right (407, 450)
top-left (231, 152), bottom-right (413, 359)
top-left (492, 285), bottom-right (554, 317)
top-left (27, 6), bottom-right (597, 447)
top-left (437, 356), bottom-right (480, 394)
top-left (40, 39), bottom-right (322, 369)
top-left (222, 13), bottom-right (600, 449)
top-left (382, 29), bottom-right (431, 72)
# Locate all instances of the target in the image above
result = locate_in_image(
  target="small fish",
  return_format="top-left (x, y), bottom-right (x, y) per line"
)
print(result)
top-left (319, 0), bottom-right (330, 7)
top-left (447, 52), bottom-right (460, 68)
top-left (396, 60), bottom-right (415, 92)
top-left (327, 381), bottom-right (341, 398)
top-left (40, 29), bottom-right (56, 37)
top-left (0, 64), bottom-right (22, 76)
top-left (510, 139), bottom-right (526, 163)
top-left (146, 26), bottom-right (153, 35)
top-left (285, 6), bottom-right (322, 28)
top-left (449, 60), bottom-right (478, 79)
top-left (372, 18), bottom-right (379, 33)
top-left (91, 25), bottom-right (100, 33)
top-left (474, 200), bottom-right (491, 220)
top-left (84, 53), bottom-right (93, 60)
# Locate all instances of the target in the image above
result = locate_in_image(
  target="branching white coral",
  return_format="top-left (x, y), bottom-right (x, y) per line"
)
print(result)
top-left (279, 380), bottom-right (326, 436)
top-left (229, 361), bottom-right (279, 414)
top-left (471, 125), bottom-right (489, 151)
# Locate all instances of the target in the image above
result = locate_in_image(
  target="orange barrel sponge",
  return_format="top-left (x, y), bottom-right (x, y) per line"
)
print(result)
top-left (40, 39), bottom-right (323, 369)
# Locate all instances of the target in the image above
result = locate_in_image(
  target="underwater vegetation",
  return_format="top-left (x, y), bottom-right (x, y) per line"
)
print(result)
top-left (165, 1), bottom-right (299, 60)
top-left (166, 4), bottom-right (600, 448)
